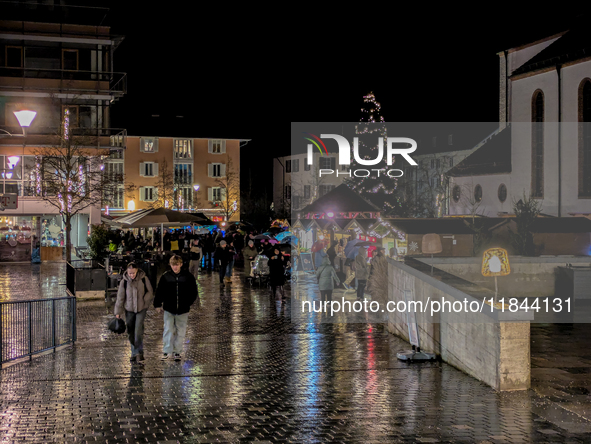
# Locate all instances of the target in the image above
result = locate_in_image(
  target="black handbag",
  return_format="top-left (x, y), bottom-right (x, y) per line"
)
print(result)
top-left (107, 317), bottom-right (126, 334)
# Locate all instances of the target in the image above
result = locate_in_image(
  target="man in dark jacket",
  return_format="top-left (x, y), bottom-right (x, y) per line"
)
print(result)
top-left (215, 240), bottom-right (232, 287)
top-left (154, 254), bottom-right (198, 361)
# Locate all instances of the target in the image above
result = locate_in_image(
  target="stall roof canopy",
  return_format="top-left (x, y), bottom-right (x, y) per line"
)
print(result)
top-left (486, 216), bottom-right (591, 233)
top-left (300, 184), bottom-right (381, 215)
top-left (113, 208), bottom-right (209, 228)
top-left (388, 218), bottom-right (477, 235)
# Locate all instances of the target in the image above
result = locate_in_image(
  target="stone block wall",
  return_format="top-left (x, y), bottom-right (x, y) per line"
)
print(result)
top-left (387, 258), bottom-right (530, 391)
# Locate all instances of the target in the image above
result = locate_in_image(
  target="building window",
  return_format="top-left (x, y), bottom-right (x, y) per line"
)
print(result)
top-left (319, 185), bottom-right (335, 197)
top-left (209, 140), bottom-right (226, 154)
top-left (292, 195), bottom-right (301, 209)
top-left (292, 159), bottom-right (299, 173)
top-left (174, 163), bottom-right (192, 184)
top-left (304, 185), bottom-right (311, 199)
top-left (319, 157), bottom-right (335, 170)
top-left (62, 49), bottom-right (78, 71)
top-left (304, 161), bottom-right (311, 171)
top-left (498, 183), bottom-right (507, 203)
top-left (174, 139), bottom-right (192, 159)
top-left (285, 185), bottom-right (291, 200)
top-left (209, 187), bottom-right (223, 202)
top-left (176, 186), bottom-right (193, 209)
top-left (449, 157), bottom-right (454, 167)
top-left (6, 46), bottom-right (22, 68)
top-left (452, 185), bottom-right (461, 203)
top-left (140, 137), bottom-right (158, 152)
top-left (209, 163), bottom-right (225, 178)
top-left (474, 184), bottom-right (482, 203)
top-left (579, 79), bottom-right (591, 197)
top-left (531, 89), bottom-right (544, 198)
top-left (431, 159), bottom-right (435, 168)
top-left (140, 186), bottom-right (156, 202)
top-left (112, 186), bottom-right (124, 209)
top-left (436, 159), bottom-right (440, 169)
top-left (141, 162), bottom-right (156, 177)
top-left (286, 160), bottom-right (291, 173)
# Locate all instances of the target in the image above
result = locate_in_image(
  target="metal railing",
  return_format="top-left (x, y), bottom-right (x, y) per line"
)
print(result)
top-left (0, 296), bottom-right (76, 365)
top-left (0, 67), bottom-right (127, 96)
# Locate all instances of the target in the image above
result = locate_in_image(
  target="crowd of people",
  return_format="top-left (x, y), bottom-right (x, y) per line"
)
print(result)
top-left (313, 237), bottom-right (388, 306)
top-left (108, 227), bottom-right (291, 293)
top-left (112, 227), bottom-right (292, 364)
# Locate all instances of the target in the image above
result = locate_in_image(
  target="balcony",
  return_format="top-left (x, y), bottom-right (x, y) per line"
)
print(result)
top-left (0, 67), bottom-right (127, 99)
top-left (0, 127), bottom-right (127, 150)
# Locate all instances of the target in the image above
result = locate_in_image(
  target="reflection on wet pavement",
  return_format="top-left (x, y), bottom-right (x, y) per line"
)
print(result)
top-left (0, 263), bottom-right (589, 442)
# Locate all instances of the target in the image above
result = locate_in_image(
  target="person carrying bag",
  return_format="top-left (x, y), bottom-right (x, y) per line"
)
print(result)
top-left (114, 262), bottom-right (154, 363)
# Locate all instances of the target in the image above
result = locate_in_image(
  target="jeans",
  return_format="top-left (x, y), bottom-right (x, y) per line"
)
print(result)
top-left (162, 311), bottom-right (189, 354)
top-left (125, 309), bottom-right (147, 357)
top-left (356, 279), bottom-right (367, 301)
top-left (226, 260), bottom-right (234, 277)
top-left (203, 252), bottom-right (214, 269)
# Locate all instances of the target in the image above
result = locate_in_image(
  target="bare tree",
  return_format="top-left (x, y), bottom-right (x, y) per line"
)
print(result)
top-left (395, 156), bottom-right (450, 217)
top-left (149, 158), bottom-right (175, 209)
top-left (210, 155), bottom-right (239, 221)
top-left (33, 109), bottom-right (125, 262)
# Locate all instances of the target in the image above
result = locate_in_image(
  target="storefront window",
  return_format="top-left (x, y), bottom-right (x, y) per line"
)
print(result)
top-left (0, 216), bottom-right (40, 262)
top-left (41, 215), bottom-right (64, 247)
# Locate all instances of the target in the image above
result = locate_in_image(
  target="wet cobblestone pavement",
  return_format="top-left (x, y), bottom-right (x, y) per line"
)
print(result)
top-left (1, 264), bottom-right (591, 442)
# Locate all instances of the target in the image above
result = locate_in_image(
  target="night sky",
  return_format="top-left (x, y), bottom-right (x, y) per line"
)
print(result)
top-left (101, 5), bottom-right (590, 197)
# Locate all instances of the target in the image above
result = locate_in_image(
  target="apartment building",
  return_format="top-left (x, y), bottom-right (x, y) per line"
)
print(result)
top-left (0, 1), bottom-right (126, 261)
top-left (107, 136), bottom-right (246, 222)
top-left (273, 152), bottom-right (349, 215)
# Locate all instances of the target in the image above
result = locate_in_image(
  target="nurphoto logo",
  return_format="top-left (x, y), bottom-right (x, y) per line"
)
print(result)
top-left (302, 133), bottom-right (418, 178)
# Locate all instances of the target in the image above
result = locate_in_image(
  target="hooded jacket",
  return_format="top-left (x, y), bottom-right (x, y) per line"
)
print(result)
top-left (355, 247), bottom-right (370, 280)
top-left (154, 269), bottom-right (198, 315)
top-left (316, 256), bottom-right (340, 290)
top-left (114, 268), bottom-right (154, 317)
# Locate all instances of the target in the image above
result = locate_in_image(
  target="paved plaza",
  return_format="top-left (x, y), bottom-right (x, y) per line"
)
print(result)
top-left (0, 264), bottom-right (590, 443)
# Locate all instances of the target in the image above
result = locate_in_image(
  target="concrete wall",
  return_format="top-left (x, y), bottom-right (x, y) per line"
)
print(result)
top-left (418, 256), bottom-right (591, 298)
top-left (387, 257), bottom-right (530, 391)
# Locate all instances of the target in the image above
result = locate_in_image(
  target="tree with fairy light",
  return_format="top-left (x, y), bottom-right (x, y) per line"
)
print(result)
top-left (345, 92), bottom-right (398, 214)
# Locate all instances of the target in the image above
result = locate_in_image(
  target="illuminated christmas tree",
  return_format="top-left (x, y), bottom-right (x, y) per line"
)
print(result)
top-left (346, 92), bottom-right (398, 214)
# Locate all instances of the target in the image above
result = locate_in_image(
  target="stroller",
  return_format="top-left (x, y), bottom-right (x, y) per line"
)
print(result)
top-left (251, 254), bottom-right (270, 287)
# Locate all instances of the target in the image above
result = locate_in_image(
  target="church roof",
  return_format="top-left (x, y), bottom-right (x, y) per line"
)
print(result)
top-left (300, 183), bottom-right (381, 215)
top-left (446, 127), bottom-right (511, 177)
top-left (512, 17), bottom-right (591, 77)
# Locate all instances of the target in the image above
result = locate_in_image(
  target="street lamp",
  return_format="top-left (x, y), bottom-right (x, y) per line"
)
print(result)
top-left (13, 110), bottom-right (37, 132)
top-left (192, 184), bottom-right (200, 211)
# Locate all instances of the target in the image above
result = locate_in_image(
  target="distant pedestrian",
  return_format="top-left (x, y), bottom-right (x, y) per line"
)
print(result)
top-left (355, 247), bottom-right (369, 301)
top-left (242, 240), bottom-right (258, 280)
top-left (215, 240), bottom-right (232, 287)
top-left (114, 262), bottom-right (154, 363)
top-left (154, 255), bottom-right (198, 362)
top-left (189, 239), bottom-right (202, 279)
top-left (225, 241), bottom-right (236, 282)
top-left (316, 255), bottom-right (340, 303)
top-left (268, 247), bottom-right (286, 299)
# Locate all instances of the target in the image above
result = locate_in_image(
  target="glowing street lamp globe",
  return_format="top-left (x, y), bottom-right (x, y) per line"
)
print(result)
top-left (13, 110), bottom-right (37, 128)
